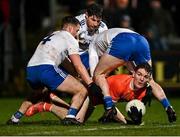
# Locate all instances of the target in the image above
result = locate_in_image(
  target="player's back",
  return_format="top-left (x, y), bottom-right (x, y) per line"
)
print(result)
top-left (96, 28), bottom-right (136, 45)
top-left (107, 74), bottom-right (146, 102)
top-left (93, 28), bottom-right (136, 56)
top-left (28, 31), bottom-right (78, 67)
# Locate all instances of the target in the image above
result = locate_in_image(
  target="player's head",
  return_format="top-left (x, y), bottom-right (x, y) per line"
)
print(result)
top-left (85, 3), bottom-right (103, 33)
top-left (133, 63), bottom-right (152, 89)
top-left (61, 16), bottom-right (80, 37)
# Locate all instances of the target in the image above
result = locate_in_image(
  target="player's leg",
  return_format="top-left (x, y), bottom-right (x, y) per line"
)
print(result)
top-left (75, 97), bottom-right (91, 123)
top-left (6, 101), bottom-right (32, 124)
top-left (6, 88), bottom-right (43, 124)
top-left (114, 107), bottom-right (126, 124)
top-left (76, 87), bottom-right (106, 123)
top-left (7, 65), bottom-right (49, 124)
top-left (50, 93), bottom-right (70, 109)
top-left (55, 74), bottom-right (88, 125)
top-left (50, 104), bottom-right (68, 119)
top-left (26, 75), bottom-right (87, 124)
top-left (28, 65), bottom-right (87, 125)
top-left (93, 53), bottom-right (125, 110)
top-left (25, 92), bottom-right (70, 117)
top-left (25, 102), bottom-right (44, 117)
top-left (25, 101), bottom-right (68, 120)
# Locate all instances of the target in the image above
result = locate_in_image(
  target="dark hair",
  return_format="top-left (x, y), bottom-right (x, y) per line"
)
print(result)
top-left (86, 3), bottom-right (103, 18)
top-left (61, 16), bottom-right (80, 28)
top-left (134, 63), bottom-right (152, 76)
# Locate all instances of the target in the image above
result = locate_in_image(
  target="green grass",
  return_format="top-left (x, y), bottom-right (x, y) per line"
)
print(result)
top-left (0, 97), bottom-right (180, 136)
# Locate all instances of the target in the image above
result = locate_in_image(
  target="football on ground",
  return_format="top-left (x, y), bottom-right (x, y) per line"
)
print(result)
top-left (125, 99), bottom-right (146, 115)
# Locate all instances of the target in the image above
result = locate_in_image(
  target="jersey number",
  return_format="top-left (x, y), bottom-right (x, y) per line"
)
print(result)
top-left (42, 34), bottom-right (54, 44)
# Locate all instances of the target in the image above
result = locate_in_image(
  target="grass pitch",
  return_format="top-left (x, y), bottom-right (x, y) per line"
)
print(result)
top-left (0, 97), bottom-right (179, 136)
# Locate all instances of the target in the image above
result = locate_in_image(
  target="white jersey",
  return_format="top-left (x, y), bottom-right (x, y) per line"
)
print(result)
top-left (89, 28), bottom-right (136, 76)
top-left (28, 30), bottom-right (79, 67)
top-left (75, 14), bottom-right (108, 54)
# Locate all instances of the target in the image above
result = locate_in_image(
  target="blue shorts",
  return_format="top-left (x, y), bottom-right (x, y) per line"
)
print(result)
top-left (26, 65), bottom-right (68, 91)
top-left (107, 33), bottom-right (151, 65)
top-left (80, 51), bottom-right (89, 69)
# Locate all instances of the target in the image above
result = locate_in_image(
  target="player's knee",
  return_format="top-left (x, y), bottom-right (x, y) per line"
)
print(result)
top-left (19, 101), bottom-right (33, 113)
top-left (23, 101), bottom-right (33, 107)
top-left (93, 73), bottom-right (105, 83)
top-left (76, 85), bottom-right (88, 99)
top-left (81, 87), bottom-right (88, 98)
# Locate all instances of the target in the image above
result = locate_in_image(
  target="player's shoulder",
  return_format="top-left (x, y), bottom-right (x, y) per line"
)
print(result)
top-left (54, 30), bottom-right (73, 39)
top-left (60, 30), bottom-right (73, 36)
top-left (98, 21), bottom-right (108, 32)
top-left (99, 21), bottom-right (108, 29)
top-left (75, 14), bottom-right (86, 26)
top-left (58, 31), bottom-right (78, 43)
top-left (108, 74), bottom-right (131, 84)
top-left (110, 74), bottom-right (130, 79)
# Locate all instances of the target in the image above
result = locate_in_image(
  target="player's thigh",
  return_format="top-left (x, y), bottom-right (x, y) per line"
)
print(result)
top-left (56, 74), bottom-right (87, 95)
top-left (94, 53), bottom-right (125, 76)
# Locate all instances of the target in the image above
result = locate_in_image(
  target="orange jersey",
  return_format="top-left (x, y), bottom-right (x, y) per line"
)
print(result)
top-left (107, 74), bottom-right (146, 102)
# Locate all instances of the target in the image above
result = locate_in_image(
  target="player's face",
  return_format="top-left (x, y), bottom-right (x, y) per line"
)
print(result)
top-left (86, 15), bottom-right (101, 32)
top-left (72, 24), bottom-right (80, 37)
top-left (133, 68), bottom-right (151, 89)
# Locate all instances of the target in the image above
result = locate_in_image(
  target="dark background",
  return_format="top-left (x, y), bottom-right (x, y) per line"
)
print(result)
top-left (0, 0), bottom-right (180, 97)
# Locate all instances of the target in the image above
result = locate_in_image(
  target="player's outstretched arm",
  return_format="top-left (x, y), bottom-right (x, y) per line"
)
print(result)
top-left (149, 79), bottom-right (176, 123)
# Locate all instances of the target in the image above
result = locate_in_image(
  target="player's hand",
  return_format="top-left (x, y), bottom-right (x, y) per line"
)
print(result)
top-left (98, 106), bottom-right (117, 123)
top-left (166, 106), bottom-right (176, 123)
top-left (125, 118), bottom-right (136, 125)
top-left (127, 106), bottom-right (142, 125)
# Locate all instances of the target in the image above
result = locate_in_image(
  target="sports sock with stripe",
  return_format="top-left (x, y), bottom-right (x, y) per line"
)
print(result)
top-left (160, 98), bottom-right (171, 109)
top-left (11, 111), bottom-right (24, 122)
top-left (66, 107), bottom-right (78, 118)
top-left (103, 96), bottom-right (114, 110)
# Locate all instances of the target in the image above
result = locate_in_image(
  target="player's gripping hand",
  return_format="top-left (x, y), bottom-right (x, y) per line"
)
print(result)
top-left (127, 106), bottom-right (142, 125)
top-left (166, 106), bottom-right (176, 123)
top-left (98, 106), bottom-right (117, 123)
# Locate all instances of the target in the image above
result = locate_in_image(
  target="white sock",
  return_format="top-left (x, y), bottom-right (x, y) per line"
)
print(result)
top-left (66, 115), bottom-right (75, 118)
top-left (11, 115), bottom-right (19, 123)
